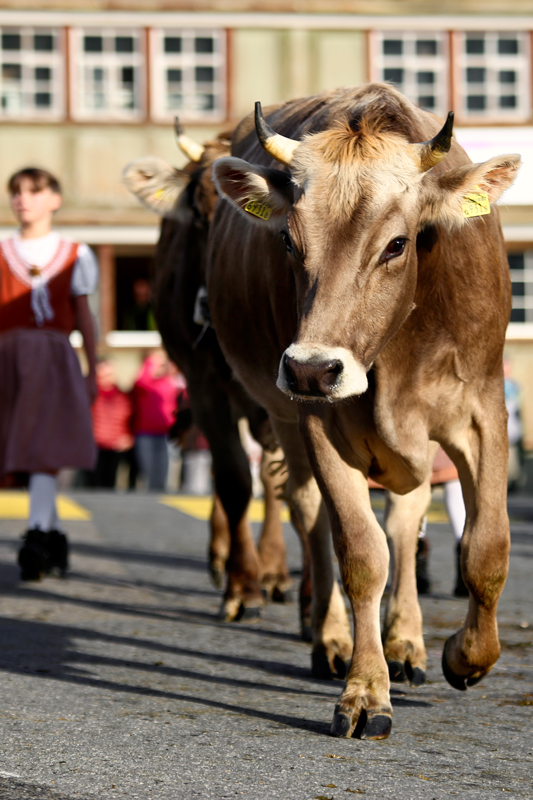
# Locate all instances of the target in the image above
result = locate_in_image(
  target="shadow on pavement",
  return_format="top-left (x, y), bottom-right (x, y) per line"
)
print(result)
top-left (0, 616), bottom-right (432, 738)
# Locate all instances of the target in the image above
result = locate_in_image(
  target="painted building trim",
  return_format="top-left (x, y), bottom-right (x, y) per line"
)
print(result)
top-left (0, 11), bottom-right (532, 32)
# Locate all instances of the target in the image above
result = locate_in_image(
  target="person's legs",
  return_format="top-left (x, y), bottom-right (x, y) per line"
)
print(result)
top-left (19, 472), bottom-right (68, 579)
top-left (416, 515), bottom-right (431, 594)
top-left (136, 435), bottom-right (168, 491)
top-left (123, 447), bottom-right (138, 490)
top-left (135, 435), bottom-right (153, 488)
top-left (149, 436), bottom-right (169, 491)
top-left (444, 479), bottom-right (466, 541)
top-left (28, 472), bottom-right (57, 531)
top-left (444, 479), bottom-right (468, 597)
top-left (95, 449), bottom-right (120, 489)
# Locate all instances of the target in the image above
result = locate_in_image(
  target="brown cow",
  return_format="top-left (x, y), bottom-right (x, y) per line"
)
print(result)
top-left (208, 84), bottom-right (519, 739)
top-left (123, 127), bottom-right (307, 625)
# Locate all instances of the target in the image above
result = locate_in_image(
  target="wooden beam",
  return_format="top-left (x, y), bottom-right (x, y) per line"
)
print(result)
top-left (97, 243), bottom-right (116, 339)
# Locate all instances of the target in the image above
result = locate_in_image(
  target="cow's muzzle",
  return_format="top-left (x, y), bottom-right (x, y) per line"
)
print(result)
top-left (283, 354), bottom-right (343, 398)
top-left (277, 344), bottom-right (368, 401)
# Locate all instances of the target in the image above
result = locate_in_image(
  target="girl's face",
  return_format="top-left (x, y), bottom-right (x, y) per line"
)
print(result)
top-left (10, 177), bottom-right (61, 226)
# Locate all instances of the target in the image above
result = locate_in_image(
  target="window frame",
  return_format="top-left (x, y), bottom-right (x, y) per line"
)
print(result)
top-left (149, 27), bottom-right (227, 124)
top-left (452, 31), bottom-right (531, 124)
top-left (508, 250), bottom-right (533, 324)
top-left (68, 26), bottom-right (146, 123)
top-left (0, 25), bottom-right (65, 121)
top-left (369, 30), bottom-right (450, 119)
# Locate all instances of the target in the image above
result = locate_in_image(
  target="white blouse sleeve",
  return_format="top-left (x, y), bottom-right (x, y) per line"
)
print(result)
top-left (70, 244), bottom-right (99, 296)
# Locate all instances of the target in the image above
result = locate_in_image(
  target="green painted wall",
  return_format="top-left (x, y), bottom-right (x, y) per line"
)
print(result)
top-left (231, 28), bottom-right (366, 119)
top-left (232, 30), bottom-right (283, 120)
top-left (311, 31), bottom-right (367, 93)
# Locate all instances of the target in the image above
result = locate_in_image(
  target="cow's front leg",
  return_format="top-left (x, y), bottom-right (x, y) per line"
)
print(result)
top-left (382, 474), bottom-right (433, 687)
top-left (302, 412), bottom-right (392, 740)
top-left (441, 401), bottom-right (510, 690)
top-left (272, 419), bottom-right (352, 670)
top-left (257, 447), bottom-right (292, 603)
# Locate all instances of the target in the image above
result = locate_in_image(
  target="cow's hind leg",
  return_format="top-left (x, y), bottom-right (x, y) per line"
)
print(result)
top-left (193, 388), bottom-right (263, 621)
top-left (441, 398), bottom-right (510, 690)
top-left (382, 475), bottom-right (433, 687)
top-left (272, 418), bottom-right (352, 671)
top-left (208, 493), bottom-right (231, 588)
top-left (257, 447), bottom-right (292, 603)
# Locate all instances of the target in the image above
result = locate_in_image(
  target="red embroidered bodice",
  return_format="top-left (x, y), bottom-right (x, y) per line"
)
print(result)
top-left (0, 238), bottom-right (79, 335)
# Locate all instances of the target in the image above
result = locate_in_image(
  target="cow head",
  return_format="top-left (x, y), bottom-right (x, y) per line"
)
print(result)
top-left (213, 92), bottom-right (520, 402)
top-left (123, 119), bottom-right (229, 223)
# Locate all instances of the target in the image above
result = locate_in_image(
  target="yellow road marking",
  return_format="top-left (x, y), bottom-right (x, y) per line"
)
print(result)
top-left (160, 495), bottom-right (447, 524)
top-left (371, 497), bottom-right (448, 524)
top-left (0, 492), bottom-right (92, 521)
top-left (160, 495), bottom-right (291, 523)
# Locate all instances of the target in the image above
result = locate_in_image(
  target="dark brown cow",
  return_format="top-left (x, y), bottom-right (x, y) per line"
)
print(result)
top-left (208, 84), bottom-right (519, 739)
top-left (122, 128), bottom-right (306, 624)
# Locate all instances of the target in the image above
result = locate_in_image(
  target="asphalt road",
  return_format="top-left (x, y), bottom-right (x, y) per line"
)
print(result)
top-left (0, 490), bottom-right (531, 800)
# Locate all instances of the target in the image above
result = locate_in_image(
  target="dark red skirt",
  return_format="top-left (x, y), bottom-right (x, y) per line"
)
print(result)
top-left (0, 328), bottom-right (96, 474)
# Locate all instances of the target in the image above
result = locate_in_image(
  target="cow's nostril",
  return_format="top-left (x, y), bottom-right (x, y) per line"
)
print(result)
top-left (318, 360), bottom-right (343, 392)
top-left (283, 354), bottom-right (298, 391)
top-left (282, 354), bottom-right (343, 397)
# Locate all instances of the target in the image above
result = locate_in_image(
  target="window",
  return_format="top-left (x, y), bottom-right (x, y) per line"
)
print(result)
top-left (150, 28), bottom-right (226, 122)
top-left (70, 28), bottom-right (144, 120)
top-left (508, 252), bottom-right (533, 323)
top-left (454, 32), bottom-right (531, 121)
top-left (371, 31), bottom-right (449, 117)
top-left (0, 26), bottom-right (63, 119)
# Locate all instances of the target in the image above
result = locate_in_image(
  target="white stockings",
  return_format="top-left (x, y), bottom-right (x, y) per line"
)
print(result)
top-left (28, 473), bottom-right (58, 532)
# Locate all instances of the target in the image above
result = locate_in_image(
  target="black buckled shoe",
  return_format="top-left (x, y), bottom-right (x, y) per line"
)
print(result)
top-left (46, 530), bottom-right (69, 577)
top-left (18, 529), bottom-right (49, 581)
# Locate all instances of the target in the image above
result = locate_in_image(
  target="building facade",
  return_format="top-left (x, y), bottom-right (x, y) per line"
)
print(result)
top-left (1, 2), bottom-right (532, 444)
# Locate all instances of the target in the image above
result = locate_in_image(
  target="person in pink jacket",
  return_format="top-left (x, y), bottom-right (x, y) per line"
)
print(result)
top-left (132, 350), bottom-right (179, 490)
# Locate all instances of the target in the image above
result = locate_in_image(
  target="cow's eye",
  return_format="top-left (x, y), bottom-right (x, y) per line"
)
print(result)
top-left (280, 230), bottom-right (294, 254)
top-left (382, 237), bottom-right (407, 261)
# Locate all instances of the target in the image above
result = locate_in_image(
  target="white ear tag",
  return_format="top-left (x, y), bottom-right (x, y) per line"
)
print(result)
top-left (244, 199), bottom-right (273, 221)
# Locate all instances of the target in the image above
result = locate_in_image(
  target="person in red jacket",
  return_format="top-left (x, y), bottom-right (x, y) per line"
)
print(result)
top-left (90, 359), bottom-right (134, 488)
top-left (132, 349), bottom-right (179, 490)
top-left (0, 167), bottom-right (98, 580)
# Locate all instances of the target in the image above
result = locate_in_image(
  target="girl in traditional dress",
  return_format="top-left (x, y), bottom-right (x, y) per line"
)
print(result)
top-left (0, 167), bottom-right (98, 579)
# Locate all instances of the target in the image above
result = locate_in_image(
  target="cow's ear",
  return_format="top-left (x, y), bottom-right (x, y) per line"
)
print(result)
top-left (420, 153), bottom-right (521, 229)
top-left (212, 157), bottom-right (293, 227)
top-left (122, 156), bottom-right (190, 217)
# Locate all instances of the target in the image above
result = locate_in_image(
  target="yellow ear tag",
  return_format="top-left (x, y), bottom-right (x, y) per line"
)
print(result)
top-left (244, 199), bottom-right (272, 221)
top-left (462, 188), bottom-right (491, 219)
top-left (153, 187), bottom-right (168, 199)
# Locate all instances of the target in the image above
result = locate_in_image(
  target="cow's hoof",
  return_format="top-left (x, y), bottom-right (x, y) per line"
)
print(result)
top-left (387, 660), bottom-right (425, 687)
top-left (387, 660), bottom-right (407, 683)
top-left (218, 600), bottom-right (262, 622)
top-left (332, 709), bottom-right (392, 741)
top-left (209, 564), bottom-right (224, 589)
top-left (331, 711), bottom-right (352, 738)
top-left (405, 663), bottom-right (426, 687)
top-left (272, 586), bottom-right (292, 604)
top-left (301, 623), bottom-right (313, 643)
top-left (239, 605), bottom-right (262, 622)
top-left (442, 645), bottom-right (467, 691)
top-left (312, 646), bottom-right (347, 680)
top-left (358, 713), bottom-right (392, 741)
top-left (441, 643), bottom-right (488, 691)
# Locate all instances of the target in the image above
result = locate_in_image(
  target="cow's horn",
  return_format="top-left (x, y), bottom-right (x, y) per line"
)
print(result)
top-left (255, 102), bottom-right (299, 166)
top-left (414, 111), bottom-right (454, 172)
top-left (174, 117), bottom-right (205, 162)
